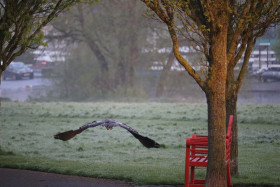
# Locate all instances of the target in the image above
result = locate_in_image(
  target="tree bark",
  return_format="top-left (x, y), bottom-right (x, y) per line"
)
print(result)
top-left (204, 6), bottom-right (228, 185)
top-left (205, 91), bottom-right (227, 187)
top-left (226, 88), bottom-right (238, 175)
top-left (204, 35), bottom-right (228, 187)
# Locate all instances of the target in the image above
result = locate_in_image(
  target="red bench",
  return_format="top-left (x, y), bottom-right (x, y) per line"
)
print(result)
top-left (185, 115), bottom-right (233, 187)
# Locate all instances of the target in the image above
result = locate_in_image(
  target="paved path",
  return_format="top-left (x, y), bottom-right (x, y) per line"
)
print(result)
top-left (2, 168), bottom-right (274, 187)
top-left (0, 168), bottom-right (184, 187)
top-left (0, 168), bottom-right (134, 187)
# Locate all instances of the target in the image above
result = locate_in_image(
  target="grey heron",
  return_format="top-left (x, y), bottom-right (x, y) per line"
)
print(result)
top-left (54, 119), bottom-right (160, 148)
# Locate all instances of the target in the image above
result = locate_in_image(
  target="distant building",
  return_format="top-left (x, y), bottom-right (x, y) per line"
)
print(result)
top-left (249, 40), bottom-right (279, 71)
top-left (149, 39), bottom-right (279, 72)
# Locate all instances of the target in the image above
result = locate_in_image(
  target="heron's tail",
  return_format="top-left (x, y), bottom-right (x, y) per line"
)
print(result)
top-left (54, 128), bottom-right (85, 141)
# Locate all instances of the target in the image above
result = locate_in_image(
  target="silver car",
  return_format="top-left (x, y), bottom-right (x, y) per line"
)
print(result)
top-left (2, 62), bottom-right (34, 80)
top-left (261, 67), bottom-right (280, 82)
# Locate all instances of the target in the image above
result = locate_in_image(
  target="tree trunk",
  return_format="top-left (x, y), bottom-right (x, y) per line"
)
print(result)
top-left (87, 42), bottom-right (109, 74)
top-left (226, 85), bottom-right (238, 175)
top-left (117, 59), bottom-right (126, 86)
top-left (205, 88), bottom-right (227, 187)
top-left (225, 37), bottom-right (255, 175)
top-left (128, 40), bottom-right (137, 87)
top-left (205, 61), bottom-right (228, 186)
top-left (0, 70), bottom-right (2, 107)
top-left (127, 3), bottom-right (137, 88)
top-left (204, 10), bottom-right (228, 185)
top-left (156, 52), bottom-right (175, 97)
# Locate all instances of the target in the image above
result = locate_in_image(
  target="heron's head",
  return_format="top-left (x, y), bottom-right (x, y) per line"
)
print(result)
top-left (106, 126), bottom-right (113, 130)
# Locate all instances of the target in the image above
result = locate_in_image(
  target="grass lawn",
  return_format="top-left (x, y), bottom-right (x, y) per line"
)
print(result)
top-left (0, 102), bottom-right (279, 185)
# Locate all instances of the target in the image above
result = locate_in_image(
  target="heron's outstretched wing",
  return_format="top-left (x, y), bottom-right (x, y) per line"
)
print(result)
top-left (118, 122), bottom-right (160, 148)
top-left (54, 121), bottom-right (102, 141)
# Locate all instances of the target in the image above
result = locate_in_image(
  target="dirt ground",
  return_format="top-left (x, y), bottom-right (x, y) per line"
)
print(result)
top-left (0, 168), bottom-right (184, 187)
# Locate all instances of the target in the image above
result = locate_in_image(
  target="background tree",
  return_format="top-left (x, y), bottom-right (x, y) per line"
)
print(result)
top-left (47, 0), bottom-right (199, 100)
top-left (39, 0), bottom-right (203, 101)
top-left (140, 0), bottom-right (280, 186)
top-left (13, 50), bottom-right (37, 65)
top-left (48, 0), bottom-right (151, 98)
top-left (0, 0), bottom-right (86, 84)
top-left (147, 25), bottom-right (203, 98)
top-left (155, 51), bottom-right (175, 97)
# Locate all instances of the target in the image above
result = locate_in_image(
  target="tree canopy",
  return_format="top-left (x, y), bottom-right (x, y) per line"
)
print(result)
top-left (46, 0), bottom-right (153, 99)
top-left (0, 0), bottom-right (84, 75)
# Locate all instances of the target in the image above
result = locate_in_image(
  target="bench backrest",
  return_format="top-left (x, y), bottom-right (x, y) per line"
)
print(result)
top-left (187, 115), bottom-right (234, 159)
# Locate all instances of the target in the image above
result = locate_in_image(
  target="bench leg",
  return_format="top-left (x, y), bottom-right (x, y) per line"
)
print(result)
top-left (227, 162), bottom-right (233, 187)
top-left (185, 165), bottom-right (190, 187)
top-left (185, 157), bottom-right (190, 187)
top-left (190, 166), bottom-right (195, 184)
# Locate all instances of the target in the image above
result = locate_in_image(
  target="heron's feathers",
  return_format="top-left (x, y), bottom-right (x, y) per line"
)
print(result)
top-left (54, 128), bottom-right (85, 141)
top-left (118, 123), bottom-right (139, 134)
top-left (79, 121), bottom-right (102, 130)
top-left (130, 132), bottom-right (160, 148)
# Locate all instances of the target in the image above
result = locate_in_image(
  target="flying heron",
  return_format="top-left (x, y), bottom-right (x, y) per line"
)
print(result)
top-left (54, 119), bottom-right (160, 148)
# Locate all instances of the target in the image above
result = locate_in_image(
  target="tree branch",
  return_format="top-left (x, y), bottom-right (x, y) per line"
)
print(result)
top-left (227, 0), bottom-right (252, 62)
top-left (236, 37), bottom-right (254, 90)
top-left (168, 23), bottom-right (205, 90)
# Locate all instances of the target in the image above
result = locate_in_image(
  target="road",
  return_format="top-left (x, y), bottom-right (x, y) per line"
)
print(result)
top-left (0, 76), bottom-right (51, 101)
top-left (0, 76), bottom-right (280, 103)
top-left (239, 79), bottom-right (280, 104)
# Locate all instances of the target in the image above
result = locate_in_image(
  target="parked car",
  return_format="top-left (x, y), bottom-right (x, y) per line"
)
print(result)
top-left (2, 62), bottom-right (34, 80)
top-left (249, 67), bottom-right (268, 77)
top-left (32, 61), bottom-right (55, 76)
top-left (260, 67), bottom-right (280, 82)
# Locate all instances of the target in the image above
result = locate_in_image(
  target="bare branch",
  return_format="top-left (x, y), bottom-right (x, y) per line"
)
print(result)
top-left (227, 0), bottom-right (252, 62)
top-left (168, 23), bottom-right (205, 90)
top-left (141, 0), bottom-right (169, 23)
top-left (236, 37), bottom-right (254, 90)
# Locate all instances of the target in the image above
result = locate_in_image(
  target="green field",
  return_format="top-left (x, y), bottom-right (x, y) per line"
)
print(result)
top-left (0, 102), bottom-right (279, 185)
